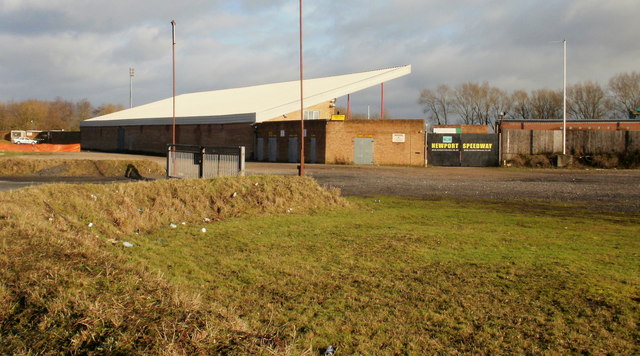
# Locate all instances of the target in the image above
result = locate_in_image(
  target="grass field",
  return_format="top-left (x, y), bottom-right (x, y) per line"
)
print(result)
top-left (120, 197), bottom-right (639, 354)
top-left (1, 176), bottom-right (638, 354)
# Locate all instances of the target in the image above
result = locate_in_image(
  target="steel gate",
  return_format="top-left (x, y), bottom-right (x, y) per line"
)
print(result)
top-left (167, 144), bottom-right (245, 178)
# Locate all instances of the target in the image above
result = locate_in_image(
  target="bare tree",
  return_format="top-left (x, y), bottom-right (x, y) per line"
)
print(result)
top-left (487, 86), bottom-right (510, 125)
top-left (47, 97), bottom-right (75, 130)
top-left (530, 89), bottom-right (562, 120)
top-left (7, 100), bottom-right (49, 130)
top-left (452, 82), bottom-right (508, 126)
top-left (418, 84), bottom-right (453, 125)
top-left (510, 90), bottom-right (531, 120)
top-left (453, 82), bottom-right (480, 124)
top-left (93, 104), bottom-right (125, 117)
top-left (567, 81), bottom-right (609, 120)
top-left (608, 71), bottom-right (640, 118)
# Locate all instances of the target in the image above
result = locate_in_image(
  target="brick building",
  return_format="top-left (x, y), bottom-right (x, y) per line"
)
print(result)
top-left (80, 66), bottom-right (413, 163)
top-left (255, 119), bottom-right (425, 166)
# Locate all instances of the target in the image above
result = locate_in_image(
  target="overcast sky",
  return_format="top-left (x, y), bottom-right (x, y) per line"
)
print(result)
top-left (1, 0), bottom-right (639, 119)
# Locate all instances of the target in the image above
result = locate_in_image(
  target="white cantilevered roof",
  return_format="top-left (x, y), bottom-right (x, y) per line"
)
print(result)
top-left (81, 65), bottom-right (411, 127)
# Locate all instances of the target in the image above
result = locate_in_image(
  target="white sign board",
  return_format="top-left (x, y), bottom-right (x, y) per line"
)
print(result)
top-left (433, 128), bottom-right (458, 134)
top-left (392, 133), bottom-right (406, 143)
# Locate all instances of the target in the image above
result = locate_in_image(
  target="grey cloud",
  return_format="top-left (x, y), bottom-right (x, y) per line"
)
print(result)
top-left (1, 0), bottom-right (639, 119)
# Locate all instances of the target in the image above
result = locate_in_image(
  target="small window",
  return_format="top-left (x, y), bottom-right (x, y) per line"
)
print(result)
top-left (304, 110), bottom-right (320, 120)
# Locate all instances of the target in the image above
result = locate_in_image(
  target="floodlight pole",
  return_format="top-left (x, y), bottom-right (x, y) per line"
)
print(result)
top-left (562, 39), bottom-right (567, 155)
top-left (129, 68), bottom-right (135, 108)
top-left (171, 20), bottom-right (177, 147)
top-left (381, 82), bottom-right (385, 119)
top-left (298, 0), bottom-right (305, 176)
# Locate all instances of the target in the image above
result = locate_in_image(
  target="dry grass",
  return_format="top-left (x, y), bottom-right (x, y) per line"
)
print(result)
top-left (0, 158), bottom-right (165, 177)
top-left (0, 176), bottom-right (346, 354)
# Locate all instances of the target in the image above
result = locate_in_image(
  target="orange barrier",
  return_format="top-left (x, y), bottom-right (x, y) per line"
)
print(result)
top-left (0, 143), bottom-right (81, 152)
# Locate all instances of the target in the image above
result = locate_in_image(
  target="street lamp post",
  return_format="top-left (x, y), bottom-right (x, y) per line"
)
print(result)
top-left (129, 68), bottom-right (135, 108)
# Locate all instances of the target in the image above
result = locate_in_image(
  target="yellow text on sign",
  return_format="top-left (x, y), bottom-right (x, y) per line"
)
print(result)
top-left (431, 143), bottom-right (459, 149)
top-left (462, 143), bottom-right (493, 149)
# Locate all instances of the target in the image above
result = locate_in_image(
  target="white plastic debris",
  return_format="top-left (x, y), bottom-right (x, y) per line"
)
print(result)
top-left (231, 192), bottom-right (238, 198)
top-left (90, 194), bottom-right (97, 201)
top-left (324, 345), bottom-right (336, 355)
top-left (286, 208), bottom-right (292, 213)
top-left (170, 223), bottom-right (177, 228)
top-left (88, 222), bottom-right (94, 228)
top-left (48, 217), bottom-right (54, 221)
top-left (203, 217), bottom-right (211, 223)
top-left (181, 221), bottom-right (186, 225)
top-left (201, 227), bottom-right (207, 233)
top-left (137, 208), bottom-right (144, 213)
top-left (123, 241), bottom-right (134, 248)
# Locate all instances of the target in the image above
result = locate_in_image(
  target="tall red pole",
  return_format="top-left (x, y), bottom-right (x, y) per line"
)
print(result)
top-left (298, 0), bottom-right (305, 176)
top-left (347, 94), bottom-right (351, 120)
top-left (171, 20), bottom-right (176, 146)
top-left (381, 82), bottom-right (385, 120)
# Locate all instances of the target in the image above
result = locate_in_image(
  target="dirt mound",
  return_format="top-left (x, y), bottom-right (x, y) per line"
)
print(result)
top-left (0, 176), bottom-right (346, 354)
top-left (0, 158), bottom-right (165, 177)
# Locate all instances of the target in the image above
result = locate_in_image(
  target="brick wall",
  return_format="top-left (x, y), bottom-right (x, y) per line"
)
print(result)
top-left (325, 119), bottom-right (425, 166)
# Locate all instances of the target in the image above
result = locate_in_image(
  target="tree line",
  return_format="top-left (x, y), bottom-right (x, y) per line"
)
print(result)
top-left (0, 98), bottom-right (124, 131)
top-left (419, 72), bottom-right (640, 126)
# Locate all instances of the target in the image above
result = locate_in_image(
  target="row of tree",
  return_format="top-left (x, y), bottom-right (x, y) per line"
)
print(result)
top-left (0, 98), bottom-right (124, 131)
top-left (419, 72), bottom-right (640, 126)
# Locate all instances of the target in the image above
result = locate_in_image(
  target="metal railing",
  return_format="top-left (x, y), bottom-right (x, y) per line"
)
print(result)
top-left (167, 144), bottom-right (245, 178)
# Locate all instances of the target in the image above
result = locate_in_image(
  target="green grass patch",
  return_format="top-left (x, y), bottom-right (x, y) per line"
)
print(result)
top-left (121, 197), bottom-right (639, 354)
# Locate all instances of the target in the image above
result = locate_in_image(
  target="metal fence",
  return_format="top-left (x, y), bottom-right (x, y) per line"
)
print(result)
top-left (167, 144), bottom-right (245, 178)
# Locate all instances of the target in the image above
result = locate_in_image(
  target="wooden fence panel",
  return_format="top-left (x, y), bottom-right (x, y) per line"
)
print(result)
top-left (502, 129), bottom-right (640, 158)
